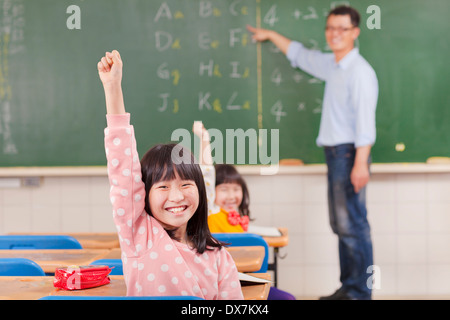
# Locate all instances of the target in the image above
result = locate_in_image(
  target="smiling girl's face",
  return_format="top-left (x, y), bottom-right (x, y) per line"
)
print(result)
top-left (214, 182), bottom-right (243, 213)
top-left (149, 172), bottom-right (199, 241)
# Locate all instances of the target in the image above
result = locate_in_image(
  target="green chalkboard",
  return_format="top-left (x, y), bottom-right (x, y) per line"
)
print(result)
top-left (1, 0), bottom-right (449, 167)
top-left (259, 0), bottom-right (450, 164)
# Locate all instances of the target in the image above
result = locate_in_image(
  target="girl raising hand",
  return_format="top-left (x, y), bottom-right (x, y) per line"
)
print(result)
top-left (97, 51), bottom-right (243, 299)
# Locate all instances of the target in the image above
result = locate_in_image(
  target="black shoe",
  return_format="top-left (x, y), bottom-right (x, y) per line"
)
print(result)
top-left (319, 288), bottom-right (352, 300)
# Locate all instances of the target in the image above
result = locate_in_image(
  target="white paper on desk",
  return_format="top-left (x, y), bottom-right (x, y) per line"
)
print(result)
top-left (247, 225), bottom-right (282, 237)
top-left (238, 272), bottom-right (272, 284)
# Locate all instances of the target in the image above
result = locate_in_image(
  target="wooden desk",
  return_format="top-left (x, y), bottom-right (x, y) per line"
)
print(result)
top-left (102, 246), bottom-right (265, 273)
top-left (101, 248), bottom-right (121, 259)
top-left (8, 232), bottom-right (120, 249)
top-left (227, 246), bottom-right (265, 272)
top-left (262, 227), bottom-right (289, 248)
top-left (65, 233), bottom-right (119, 249)
top-left (0, 249), bottom-right (110, 274)
top-left (0, 276), bottom-right (125, 300)
top-left (240, 273), bottom-right (271, 300)
top-left (262, 227), bottom-right (289, 288)
top-left (0, 273), bottom-right (270, 300)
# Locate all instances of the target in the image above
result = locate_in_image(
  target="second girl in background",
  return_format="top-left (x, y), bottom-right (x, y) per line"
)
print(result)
top-left (193, 122), bottom-right (296, 300)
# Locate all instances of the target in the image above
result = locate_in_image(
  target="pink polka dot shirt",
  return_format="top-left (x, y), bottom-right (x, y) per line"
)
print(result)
top-left (104, 113), bottom-right (243, 299)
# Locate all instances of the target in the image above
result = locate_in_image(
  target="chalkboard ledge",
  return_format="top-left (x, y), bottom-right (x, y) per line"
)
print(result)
top-left (1, 163), bottom-right (450, 177)
top-left (0, 166), bottom-right (107, 177)
top-left (237, 163), bottom-right (450, 175)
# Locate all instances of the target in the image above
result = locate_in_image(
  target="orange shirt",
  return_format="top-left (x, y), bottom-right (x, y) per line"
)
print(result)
top-left (208, 208), bottom-right (245, 233)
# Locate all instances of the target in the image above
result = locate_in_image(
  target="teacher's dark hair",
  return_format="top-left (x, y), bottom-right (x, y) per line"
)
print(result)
top-left (328, 5), bottom-right (360, 28)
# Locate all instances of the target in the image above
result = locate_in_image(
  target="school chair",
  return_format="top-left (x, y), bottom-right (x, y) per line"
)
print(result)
top-left (0, 258), bottom-right (46, 276)
top-left (0, 235), bottom-right (82, 249)
top-left (39, 296), bottom-right (204, 300)
top-left (212, 233), bottom-right (269, 273)
top-left (90, 259), bottom-right (123, 275)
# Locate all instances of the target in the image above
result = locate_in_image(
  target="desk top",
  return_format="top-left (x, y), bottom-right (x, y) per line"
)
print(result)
top-left (101, 248), bottom-right (122, 259)
top-left (262, 228), bottom-right (289, 248)
top-left (8, 230), bottom-right (288, 249)
top-left (60, 233), bottom-right (119, 249)
top-left (226, 246), bottom-right (265, 272)
top-left (0, 273), bottom-right (270, 300)
top-left (0, 245), bottom-right (264, 274)
top-left (0, 249), bottom-right (110, 273)
top-left (102, 246), bottom-right (265, 273)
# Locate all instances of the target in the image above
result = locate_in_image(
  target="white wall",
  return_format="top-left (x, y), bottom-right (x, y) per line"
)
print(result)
top-left (1, 168), bottom-right (449, 298)
top-left (245, 171), bottom-right (450, 298)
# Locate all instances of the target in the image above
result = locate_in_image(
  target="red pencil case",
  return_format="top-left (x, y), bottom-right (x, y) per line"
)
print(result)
top-left (53, 265), bottom-right (112, 290)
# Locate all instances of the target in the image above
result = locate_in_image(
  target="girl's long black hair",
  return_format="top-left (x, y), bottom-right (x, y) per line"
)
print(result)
top-left (140, 143), bottom-right (222, 254)
top-left (214, 164), bottom-right (250, 218)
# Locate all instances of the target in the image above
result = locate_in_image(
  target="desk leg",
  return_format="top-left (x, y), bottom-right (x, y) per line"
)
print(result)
top-left (267, 247), bottom-right (278, 288)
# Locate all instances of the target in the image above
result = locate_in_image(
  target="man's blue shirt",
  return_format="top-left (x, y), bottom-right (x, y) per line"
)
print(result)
top-left (287, 41), bottom-right (378, 148)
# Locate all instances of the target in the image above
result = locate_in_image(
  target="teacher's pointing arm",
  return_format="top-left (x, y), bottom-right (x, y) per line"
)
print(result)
top-left (246, 25), bottom-right (291, 55)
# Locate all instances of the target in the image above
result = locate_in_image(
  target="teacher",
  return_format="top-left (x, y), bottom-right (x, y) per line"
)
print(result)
top-left (247, 5), bottom-right (378, 300)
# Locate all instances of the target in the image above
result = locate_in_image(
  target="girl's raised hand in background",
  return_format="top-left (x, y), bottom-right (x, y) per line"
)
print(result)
top-left (192, 121), bottom-right (213, 166)
top-left (193, 121), bottom-right (209, 140)
top-left (97, 50), bottom-right (123, 86)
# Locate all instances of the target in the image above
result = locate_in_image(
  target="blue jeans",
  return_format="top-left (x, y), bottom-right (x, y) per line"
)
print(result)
top-left (324, 144), bottom-right (373, 300)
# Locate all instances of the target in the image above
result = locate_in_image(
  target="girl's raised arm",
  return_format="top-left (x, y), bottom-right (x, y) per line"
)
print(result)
top-left (193, 122), bottom-right (220, 215)
top-left (99, 50), bottom-right (148, 258)
top-left (192, 121), bottom-right (213, 166)
top-left (98, 50), bottom-right (126, 115)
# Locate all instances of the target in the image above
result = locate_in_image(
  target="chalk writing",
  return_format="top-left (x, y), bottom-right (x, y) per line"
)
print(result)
top-left (0, 0), bottom-right (22, 155)
top-left (153, 1), bottom-right (253, 116)
top-left (262, 1), bottom-right (363, 123)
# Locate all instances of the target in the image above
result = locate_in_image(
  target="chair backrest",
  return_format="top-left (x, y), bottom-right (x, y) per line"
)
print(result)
top-left (212, 233), bottom-right (269, 272)
top-left (0, 235), bottom-right (82, 249)
top-left (90, 259), bottom-right (123, 275)
top-left (39, 296), bottom-right (204, 300)
top-left (0, 258), bottom-right (46, 276)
